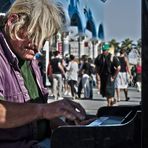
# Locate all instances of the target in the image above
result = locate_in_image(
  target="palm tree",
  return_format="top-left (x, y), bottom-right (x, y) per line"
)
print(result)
top-left (136, 38), bottom-right (141, 55)
top-left (121, 38), bottom-right (133, 53)
top-left (109, 39), bottom-right (120, 53)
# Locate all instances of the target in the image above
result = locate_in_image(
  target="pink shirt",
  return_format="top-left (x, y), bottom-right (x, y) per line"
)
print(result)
top-left (136, 65), bottom-right (142, 74)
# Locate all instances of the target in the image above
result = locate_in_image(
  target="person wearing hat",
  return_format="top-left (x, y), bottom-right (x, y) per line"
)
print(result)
top-left (102, 42), bottom-right (110, 51)
top-left (94, 42), bottom-right (121, 106)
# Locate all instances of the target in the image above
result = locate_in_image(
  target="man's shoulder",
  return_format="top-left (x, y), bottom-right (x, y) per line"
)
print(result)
top-left (107, 53), bottom-right (119, 61)
top-left (51, 57), bottom-right (60, 63)
top-left (97, 54), bottom-right (103, 58)
top-left (112, 55), bottom-right (120, 61)
top-left (94, 54), bottom-right (103, 63)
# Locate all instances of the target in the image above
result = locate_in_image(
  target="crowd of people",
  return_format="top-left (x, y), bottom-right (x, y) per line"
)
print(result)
top-left (47, 52), bottom-right (96, 100)
top-left (47, 43), bottom-right (141, 107)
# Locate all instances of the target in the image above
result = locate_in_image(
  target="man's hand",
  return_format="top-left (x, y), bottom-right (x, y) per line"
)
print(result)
top-left (74, 117), bottom-right (97, 125)
top-left (41, 99), bottom-right (86, 122)
top-left (0, 99), bottom-right (86, 128)
top-left (111, 76), bottom-right (115, 82)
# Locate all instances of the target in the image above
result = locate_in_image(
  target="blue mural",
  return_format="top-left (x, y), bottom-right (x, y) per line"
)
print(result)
top-left (84, 8), bottom-right (97, 38)
top-left (70, 13), bottom-right (83, 32)
top-left (68, 0), bottom-right (84, 32)
top-left (68, 0), bottom-right (100, 38)
top-left (69, 0), bottom-right (80, 8)
top-left (98, 24), bottom-right (104, 40)
top-left (100, 0), bottom-right (107, 2)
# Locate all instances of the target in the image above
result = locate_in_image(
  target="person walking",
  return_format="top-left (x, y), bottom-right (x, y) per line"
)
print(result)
top-left (81, 56), bottom-right (94, 99)
top-left (66, 55), bottom-right (79, 99)
top-left (50, 51), bottom-right (66, 100)
top-left (77, 55), bottom-right (87, 99)
top-left (135, 60), bottom-right (142, 92)
top-left (94, 43), bottom-right (120, 106)
top-left (115, 48), bottom-right (132, 101)
top-left (0, 1), bottom-right (86, 147)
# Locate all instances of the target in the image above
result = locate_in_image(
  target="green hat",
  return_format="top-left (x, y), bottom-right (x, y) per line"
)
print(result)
top-left (102, 43), bottom-right (110, 51)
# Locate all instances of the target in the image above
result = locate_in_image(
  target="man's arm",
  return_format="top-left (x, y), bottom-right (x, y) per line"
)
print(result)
top-left (125, 56), bottom-right (132, 76)
top-left (111, 56), bottom-right (121, 80)
top-left (0, 100), bottom-right (42, 128)
top-left (0, 99), bottom-right (86, 128)
top-left (112, 65), bottom-right (121, 80)
top-left (65, 62), bottom-right (71, 71)
top-left (58, 62), bottom-right (66, 76)
top-left (96, 73), bottom-right (100, 83)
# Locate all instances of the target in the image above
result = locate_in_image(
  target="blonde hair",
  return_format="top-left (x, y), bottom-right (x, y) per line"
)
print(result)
top-left (5, 0), bottom-right (63, 50)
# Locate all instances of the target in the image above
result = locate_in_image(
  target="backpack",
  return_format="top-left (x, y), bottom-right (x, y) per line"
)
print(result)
top-left (95, 53), bottom-right (116, 76)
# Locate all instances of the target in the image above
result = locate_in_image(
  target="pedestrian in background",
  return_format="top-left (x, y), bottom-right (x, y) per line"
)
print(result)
top-left (95, 43), bottom-right (121, 106)
top-left (115, 48), bottom-right (132, 102)
top-left (63, 54), bottom-right (71, 96)
top-left (88, 57), bottom-right (96, 99)
top-left (50, 51), bottom-right (66, 100)
top-left (77, 55), bottom-right (87, 99)
top-left (66, 55), bottom-right (79, 99)
top-left (135, 60), bottom-right (142, 92)
top-left (81, 55), bottom-right (94, 99)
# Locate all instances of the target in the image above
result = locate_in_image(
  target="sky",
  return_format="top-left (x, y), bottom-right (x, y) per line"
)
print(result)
top-left (103, 0), bottom-right (141, 43)
top-left (1, 0), bottom-right (141, 43)
top-left (73, 0), bottom-right (141, 43)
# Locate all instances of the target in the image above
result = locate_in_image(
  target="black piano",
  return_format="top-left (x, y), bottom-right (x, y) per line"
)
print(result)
top-left (51, 105), bottom-right (141, 148)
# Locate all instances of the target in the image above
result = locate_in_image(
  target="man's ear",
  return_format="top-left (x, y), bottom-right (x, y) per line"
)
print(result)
top-left (7, 14), bottom-right (19, 27)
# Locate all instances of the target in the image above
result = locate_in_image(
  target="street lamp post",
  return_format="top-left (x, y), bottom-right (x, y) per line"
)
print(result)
top-left (61, 33), bottom-right (64, 56)
top-left (62, 31), bottom-right (69, 56)
top-left (78, 35), bottom-right (85, 62)
top-left (92, 41), bottom-right (95, 60)
top-left (69, 44), bottom-right (71, 55)
top-left (91, 39), bottom-right (98, 60)
top-left (78, 36), bottom-right (81, 62)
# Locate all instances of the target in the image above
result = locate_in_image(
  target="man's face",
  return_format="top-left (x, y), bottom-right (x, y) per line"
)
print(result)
top-left (6, 14), bottom-right (39, 60)
top-left (102, 50), bottom-right (109, 55)
top-left (9, 30), bottom-right (38, 60)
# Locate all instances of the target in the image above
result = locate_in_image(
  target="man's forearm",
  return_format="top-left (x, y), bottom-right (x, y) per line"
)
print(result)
top-left (0, 100), bottom-right (42, 128)
top-left (0, 98), bottom-right (86, 129)
top-left (59, 64), bottom-right (65, 75)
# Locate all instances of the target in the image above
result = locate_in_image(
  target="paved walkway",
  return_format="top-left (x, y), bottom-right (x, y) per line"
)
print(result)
top-left (48, 86), bottom-right (141, 115)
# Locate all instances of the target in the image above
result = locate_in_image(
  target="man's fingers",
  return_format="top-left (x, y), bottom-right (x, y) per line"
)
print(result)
top-left (64, 99), bottom-right (86, 119)
top-left (66, 99), bottom-right (86, 115)
top-left (74, 101), bottom-right (86, 114)
top-left (59, 99), bottom-right (86, 121)
top-left (61, 109), bottom-right (76, 121)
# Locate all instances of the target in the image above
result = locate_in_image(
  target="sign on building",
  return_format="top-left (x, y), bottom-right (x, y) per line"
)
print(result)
top-left (57, 42), bottom-right (63, 55)
top-left (69, 41), bottom-right (79, 58)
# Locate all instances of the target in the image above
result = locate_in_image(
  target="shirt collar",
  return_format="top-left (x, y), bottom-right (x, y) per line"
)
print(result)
top-left (0, 31), bottom-right (19, 69)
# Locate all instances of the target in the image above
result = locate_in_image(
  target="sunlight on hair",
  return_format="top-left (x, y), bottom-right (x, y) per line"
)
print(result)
top-left (5, 0), bottom-right (63, 50)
